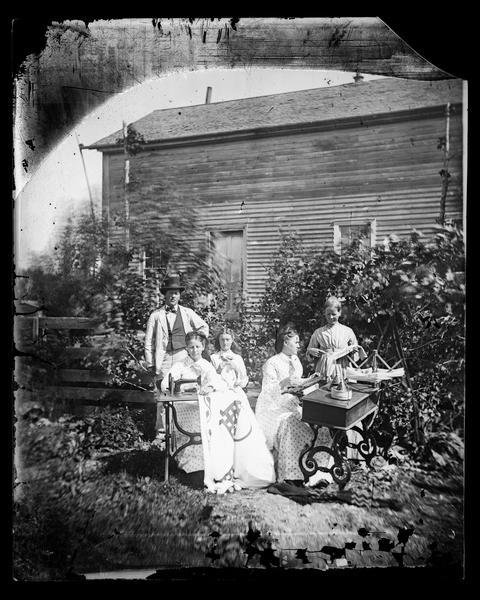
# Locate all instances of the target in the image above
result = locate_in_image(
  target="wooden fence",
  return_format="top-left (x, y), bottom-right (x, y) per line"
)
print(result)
top-left (14, 315), bottom-right (260, 409)
top-left (15, 315), bottom-right (154, 407)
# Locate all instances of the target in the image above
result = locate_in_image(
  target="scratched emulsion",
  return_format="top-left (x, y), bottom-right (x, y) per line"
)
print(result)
top-left (12, 17), bottom-right (463, 581)
top-left (13, 17), bottom-right (453, 184)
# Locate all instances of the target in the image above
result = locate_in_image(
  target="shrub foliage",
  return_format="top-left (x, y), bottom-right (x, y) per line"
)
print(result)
top-left (233, 224), bottom-right (465, 450)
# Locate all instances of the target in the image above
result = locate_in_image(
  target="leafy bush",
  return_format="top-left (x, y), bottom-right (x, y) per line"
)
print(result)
top-left (18, 407), bottom-right (145, 468)
top-left (419, 431), bottom-right (464, 472)
top-left (234, 224), bottom-right (465, 449)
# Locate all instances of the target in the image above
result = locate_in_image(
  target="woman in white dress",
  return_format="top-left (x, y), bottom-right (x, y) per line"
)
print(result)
top-left (255, 324), bottom-right (334, 486)
top-left (161, 331), bottom-right (275, 494)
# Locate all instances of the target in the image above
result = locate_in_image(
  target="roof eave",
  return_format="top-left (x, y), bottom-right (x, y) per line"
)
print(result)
top-left (86, 103), bottom-right (461, 154)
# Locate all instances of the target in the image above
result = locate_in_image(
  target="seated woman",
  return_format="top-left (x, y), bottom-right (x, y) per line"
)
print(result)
top-left (255, 323), bottom-right (334, 487)
top-left (161, 331), bottom-right (275, 494)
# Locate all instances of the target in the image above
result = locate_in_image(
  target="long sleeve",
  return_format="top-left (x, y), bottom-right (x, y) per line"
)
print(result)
top-left (144, 312), bottom-right (157, 367)
top-left (160, 361), bottom-right (185, 392)
top-left (261, 360), bottom-right (282, 396)
top-left (233, 355), bottom-right (249, 388)
top-left (211, 352), bottom-right (249, 389)
top-left (261, 358), bottom-right (300, 414)
top-left (346, 326), bottom-right (358, 347)
top-left (306, 330), bottom-right (320, 359)
top-left (187, 308), bottom-right (209, 337)
top-left (345, 327), bottom-right (369, 363)
top-left (198, 360), bottom-right (228, 393)
top-left (336, 325), bottom-right (360, 363)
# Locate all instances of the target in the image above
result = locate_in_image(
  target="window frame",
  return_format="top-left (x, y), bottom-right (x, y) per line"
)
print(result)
top-left (332, 218), bottom-right (377, 255)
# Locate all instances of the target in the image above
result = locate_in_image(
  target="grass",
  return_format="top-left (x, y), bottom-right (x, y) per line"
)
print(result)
top-left (13, 407), bottom-right (464, 580)
top-left (14, 435), bottom-right (464, 580)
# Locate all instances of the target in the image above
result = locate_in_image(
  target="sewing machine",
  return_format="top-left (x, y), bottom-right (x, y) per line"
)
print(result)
top-left (290, 349), bottom-right (403, 488)
top-left (158, 375), bottom-right (203, 482)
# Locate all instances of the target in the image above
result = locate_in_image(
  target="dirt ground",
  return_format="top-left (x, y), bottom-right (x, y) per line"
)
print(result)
top-left (82, 447), bottom-right (463, 574)
top-left (15, 440), bottom-right (463, 578)
top-left (191, 462), bottom-right (463, 571)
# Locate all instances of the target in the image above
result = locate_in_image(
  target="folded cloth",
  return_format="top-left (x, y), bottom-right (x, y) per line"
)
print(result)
top-left (267, 481), bottom-right (336, 504)
top-left (267, 482), bottom-right (319, 505)
top-left (267, 482), bottom-right (360, 505)
top-left (317, 345), bottom-right (368, 380)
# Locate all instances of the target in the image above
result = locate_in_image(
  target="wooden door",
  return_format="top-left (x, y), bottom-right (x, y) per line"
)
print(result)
top-left (212, 230), bottom-right (244, 318)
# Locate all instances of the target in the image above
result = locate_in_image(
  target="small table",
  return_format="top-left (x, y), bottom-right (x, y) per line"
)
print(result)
top-left (158, 392), bottom-right (202, 482)
top-left (299, 383), bottom-right (382, 488)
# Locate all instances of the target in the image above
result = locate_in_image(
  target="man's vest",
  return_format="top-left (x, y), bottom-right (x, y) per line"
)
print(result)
top-left (166, 309), bottom-right (186, 352)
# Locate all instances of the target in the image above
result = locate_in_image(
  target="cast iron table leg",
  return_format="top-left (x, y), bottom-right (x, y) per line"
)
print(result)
top-left (347, 410), bottom-right (379, 466)
top-left (170, 403), bottom-right (203, 461)
top-left (299, 424), bottom-right (351, 489)
top-left (164, 402), bottom-right (171, 482)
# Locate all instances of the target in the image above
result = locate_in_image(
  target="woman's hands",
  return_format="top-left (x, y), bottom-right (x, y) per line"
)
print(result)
top-left (302, 372), bottom-right (321, 384)
top-left (202, 384), bottom-right (215, 394)
top-left (308, 347), bottom-right (328, 358)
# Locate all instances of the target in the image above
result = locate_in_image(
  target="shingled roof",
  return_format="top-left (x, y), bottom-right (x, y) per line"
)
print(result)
top-left (88, 77), bottom-right (463, 150)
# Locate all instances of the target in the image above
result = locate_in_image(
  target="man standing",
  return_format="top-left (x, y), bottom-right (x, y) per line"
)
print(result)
top-left (144, 274), bottom-right (209, 430)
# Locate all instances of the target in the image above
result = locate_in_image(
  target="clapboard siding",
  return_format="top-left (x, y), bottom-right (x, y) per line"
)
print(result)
top-left (104, 109), bottom-right (462, 308)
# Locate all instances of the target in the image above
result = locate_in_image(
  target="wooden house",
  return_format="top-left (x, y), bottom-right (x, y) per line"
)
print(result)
top-left (88, 77), bottom-right (464, 316)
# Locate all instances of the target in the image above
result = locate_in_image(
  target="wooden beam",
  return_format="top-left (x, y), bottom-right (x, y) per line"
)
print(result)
top-left (57, 369), bottom-right (111, 383)
top-left (38, 317), bottom-right (101, 330)
top-left (46, 386), bottom-right (154, 404)
top-left (57, 369), bottom-right (152, 386)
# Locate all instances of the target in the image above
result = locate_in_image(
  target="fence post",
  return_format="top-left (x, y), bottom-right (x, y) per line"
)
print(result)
top-left (32, 316), bottom-right (39, 343)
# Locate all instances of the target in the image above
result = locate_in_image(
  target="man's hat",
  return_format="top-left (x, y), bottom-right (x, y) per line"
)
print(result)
top-left (160, 274), bottom-right (185, 294)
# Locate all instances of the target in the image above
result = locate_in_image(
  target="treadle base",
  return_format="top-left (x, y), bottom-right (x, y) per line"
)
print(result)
top-left (299, 441), bottom-right (352, 488)
top-left (299, 384), bottom-right (388, 489)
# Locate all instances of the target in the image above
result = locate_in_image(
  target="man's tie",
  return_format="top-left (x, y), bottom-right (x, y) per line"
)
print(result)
top-left (166, 306), bottom-right (177, 313)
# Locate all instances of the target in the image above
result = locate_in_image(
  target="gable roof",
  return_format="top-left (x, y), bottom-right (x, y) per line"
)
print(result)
top-left (88, 77), bottom-right (463, 151)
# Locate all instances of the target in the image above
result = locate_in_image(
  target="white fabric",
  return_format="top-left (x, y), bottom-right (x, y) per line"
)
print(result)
top-left (210, 351), bottom-right (249, 389)
top-left (345, 366), bottom-right (405, 382)
top-left (144, 305), bottom-right (209, 375)
top-left (161, 356), bottom-right (275, 492)
top-left (255, 353), bottom-right (334, 483)
top-left (153, 349), bottom-right (188, 431)
top-left (307, 323), bottom-right (366, 460)
top-left (165, 310), bottom-right (177, 329)
top-left (307, 323), bottom-right (360, 382)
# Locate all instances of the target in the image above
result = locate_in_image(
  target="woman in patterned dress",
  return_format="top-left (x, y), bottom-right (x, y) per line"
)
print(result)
top-left (161, 332), bottom-right (275, 494)
top-left (255, 324), bottom-right (334, 486)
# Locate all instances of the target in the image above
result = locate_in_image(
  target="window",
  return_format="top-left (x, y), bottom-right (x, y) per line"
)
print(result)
top-left (333, 219), bottom-right (376, 254)
top-left (139, 245), bottom-right (172, 284)
top-left (143, 245), bottom-right (164, 276)
top-left (209, 230), bottom-right (244, 319)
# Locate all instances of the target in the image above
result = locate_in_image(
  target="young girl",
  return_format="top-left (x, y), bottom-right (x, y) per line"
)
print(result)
top-left (307, 297), bottom-right (366, 460)
top-left (210, 328), bottom-right (249, 392)
top-left (307, 296), bottom-right (364, 386)
top-left (161, 331), bottom-right (275, 494)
